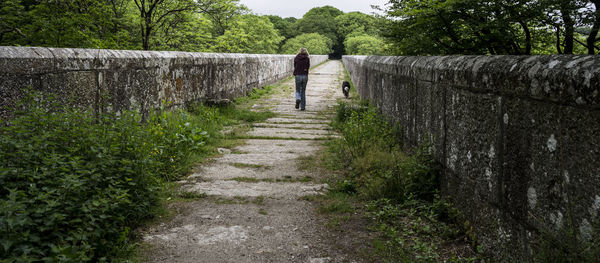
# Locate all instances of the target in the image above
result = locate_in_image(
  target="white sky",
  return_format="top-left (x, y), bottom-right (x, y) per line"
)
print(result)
top-left (238, 0), bottom-right (390, 18)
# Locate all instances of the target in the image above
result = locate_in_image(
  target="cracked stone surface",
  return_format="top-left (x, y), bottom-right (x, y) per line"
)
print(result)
top-left (142, 60), bottom-right (363, 263)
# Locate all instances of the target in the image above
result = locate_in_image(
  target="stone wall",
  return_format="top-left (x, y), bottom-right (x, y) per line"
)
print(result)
top-left (343, 55), bottom-right (600, 261)
top-left (0, 46), bottom-right (328, 119)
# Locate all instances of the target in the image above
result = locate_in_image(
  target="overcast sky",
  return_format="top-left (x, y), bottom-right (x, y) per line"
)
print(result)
top-left (238, 0), bottom-right (390, 18)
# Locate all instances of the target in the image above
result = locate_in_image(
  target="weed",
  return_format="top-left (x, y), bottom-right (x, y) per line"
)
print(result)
top-left (318, 192), bottom-right (355, 214)
top-left (231, 176), bottom-right (313, 184)
top-left (0, 92), bottom-right (173, 261)
top-left (300, 195), bottom-right (320, 202)
top-left (177, 191), bottom-right (207, 200)
top-left (219, 105), bottom-right (276, 123)
top-left (314, 99), bottom-right (482, 262)
top-left (530, 214), bottom-right (600, 262)
top-left (217, 139), bottom-right (245, 149)
top-left (232, 85), bottom-right (284, 107)
top-left (214, 196), bottom-right (249, 205)
top-left (253, 196), bottom-right (265, 205)
top-left (231, 177), bottom-right (262, 183)
top-left (296, 154), bottom-right (317, 171)
top-left (299, 176), bottom-right (313, 182)
top-left (258, 208), bottom-right (268, 215)
top-left (326, 215), bottom-right (351, 229)
top-left (229, 135), bottom-right (331, 141)
top-left (0, 81), bottom-right (280, 262)
top-left (230, 163), bottom-right (270, 169)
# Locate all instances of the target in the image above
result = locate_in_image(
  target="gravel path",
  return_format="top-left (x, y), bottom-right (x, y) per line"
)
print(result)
top-left (142, 60), bottom-right (361, 263)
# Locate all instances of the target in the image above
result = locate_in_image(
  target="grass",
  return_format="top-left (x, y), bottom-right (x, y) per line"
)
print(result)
top-left (231, 176), bottom-right (313, 183)
top-left (253, 196), bottom-right (265, 205)
top-left (296, 153), bottom-right (322, 172)
top-left (214, 196), bottom-right (249, 205)
top-left (231, 177), bottom-right (262, 183)
top-left (177, 191), bottom-right (208, 200)
top-left (265, 121), bottom-right (330, 125)
top-left (230, 163), bottom-right (271, 169)
top-left (129, 83), bottom-right (286, 260)
top-left (252, 124), bottom-right (331, 131)
top-left (229, 135), bottom-right (332, 140)
top-left (0, 91), bottom-right (227, 261)
top-left (318, 192), bottom-right (355, 214)
top-left (300, 96), bottom-right (483, 262)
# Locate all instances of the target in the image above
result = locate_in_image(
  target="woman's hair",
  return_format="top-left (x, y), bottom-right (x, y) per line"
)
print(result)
top-left (297, 47), bottom-right (309, 56)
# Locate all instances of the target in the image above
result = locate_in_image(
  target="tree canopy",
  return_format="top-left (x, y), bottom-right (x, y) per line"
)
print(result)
top-left (280, 33), bottom-right (333, 55)
top-left (335, 11), bottom-right (379, 38)
top-left (3, 1), bottom-right (595, 56)
top-left (344, 32), bottom-right (387, 55)
top-left (210, 14), bottom-right (283, 54)
top-left (380, 0), bottom-right (599, 55)
top-left (294, 6), bottom-right (345, 57)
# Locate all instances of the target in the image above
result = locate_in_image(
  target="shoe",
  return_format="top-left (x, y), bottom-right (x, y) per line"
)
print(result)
top-left (300, 108), bottom-right (305, 111)
top-left (295, 100), bottom-right (300, 109)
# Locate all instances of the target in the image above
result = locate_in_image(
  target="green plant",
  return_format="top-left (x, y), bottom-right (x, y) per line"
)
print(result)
top-left (253, 196), bottom-right (265, 205)
top-left (319, 100), bottom-right (481, 262)
top-left (177, 191), bottom-right (207, 200)
top-left (531, 215), bottom-right (600, 262)
top-left (0, 91), bottom-right (227, 262)
top-left (147, 108), bottom-right (211, 181)
top-left (1, 93), bottom-right (163, 261)
top-left (318, 192), bottom-right (355, 214)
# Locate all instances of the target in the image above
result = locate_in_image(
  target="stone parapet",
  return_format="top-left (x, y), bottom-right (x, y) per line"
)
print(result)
top-left (0, 46), bottom-right (328, 119)
top-left (343, 55), bottom-right (600, 261)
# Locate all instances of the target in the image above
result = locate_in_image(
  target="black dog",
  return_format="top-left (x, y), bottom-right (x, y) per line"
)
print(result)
top-left (342, 81), bottom-right (350, 98)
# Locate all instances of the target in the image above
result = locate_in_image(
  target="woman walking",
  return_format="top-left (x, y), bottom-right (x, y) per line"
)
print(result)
top-left (293, 48), bottom-right (310, 111)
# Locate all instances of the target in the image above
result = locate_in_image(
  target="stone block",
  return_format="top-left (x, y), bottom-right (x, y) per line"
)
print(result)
top-left (0, 46), bottom-right (54, 74)
top-left (0, 73), bottom-right (42, 119)
top-left (102, 69), bottom-right (158, 114)
top-left (560, 106), bottom-right (600, 241)
top-left (501, 98), bottom-right (565, 231)
top-left (414, 80), bottom-right (433, 146)
top-left (40, 71), bottom-right (98, 109)
top-left (47, 48), bottom-right (102, 71)
top-left (429, 83), bottom-right (447, 160)
top-left (445, 88), bottom-right (502, 205)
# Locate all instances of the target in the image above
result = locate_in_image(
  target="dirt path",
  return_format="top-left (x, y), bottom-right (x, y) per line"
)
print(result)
top-left (142, 60), bottom-right (359, 263)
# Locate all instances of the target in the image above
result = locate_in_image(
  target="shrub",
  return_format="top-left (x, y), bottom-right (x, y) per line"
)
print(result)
top-left (331, 100), bottom-right (438, 202)
top-left (148, 108), bottom-right (211, 181)
top-left (327, 99), bottom-right (478, 262)
top-left (0, 92), bottom-right (209, 262)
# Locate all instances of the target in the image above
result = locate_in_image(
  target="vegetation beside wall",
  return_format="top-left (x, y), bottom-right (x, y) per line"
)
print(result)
top-left (313, 100), bottom-right (482, 262)
top-left (0, 87), bottom-right (277, 262)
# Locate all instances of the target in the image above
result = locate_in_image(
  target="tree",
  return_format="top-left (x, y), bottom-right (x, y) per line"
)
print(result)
top-left (152, 12), bottom-right (213, 52)
top-left (280, 33), bottom-right (333, 55)
top-left (133, 0), bottom-right (197, 50)
top-left (265, 15), bottom-right (297, 40)
top-left (0, 0), bottom-right (139, 49)
top-left (344, 32), bottom-right (387, 55)
top-left (294, 6), bottom-right (343, 56)
top-left (587, 0), bottom-right (600, 54)
top-left (381, 0), bottom-right (598, 55)
top-left (210, 14), bottom-right (283, 54)
top-left (381, 0), bottom-right (549, 55)
top-left (197, 0), bottom-right (249, 36)
top-left (335, 12), bottom-right (379, 38)
top-left (0, 0), bottom-right (27, 45)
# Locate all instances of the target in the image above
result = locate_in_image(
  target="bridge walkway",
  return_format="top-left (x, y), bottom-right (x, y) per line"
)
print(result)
top-left (142, 60), bottom-right (361, 262)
